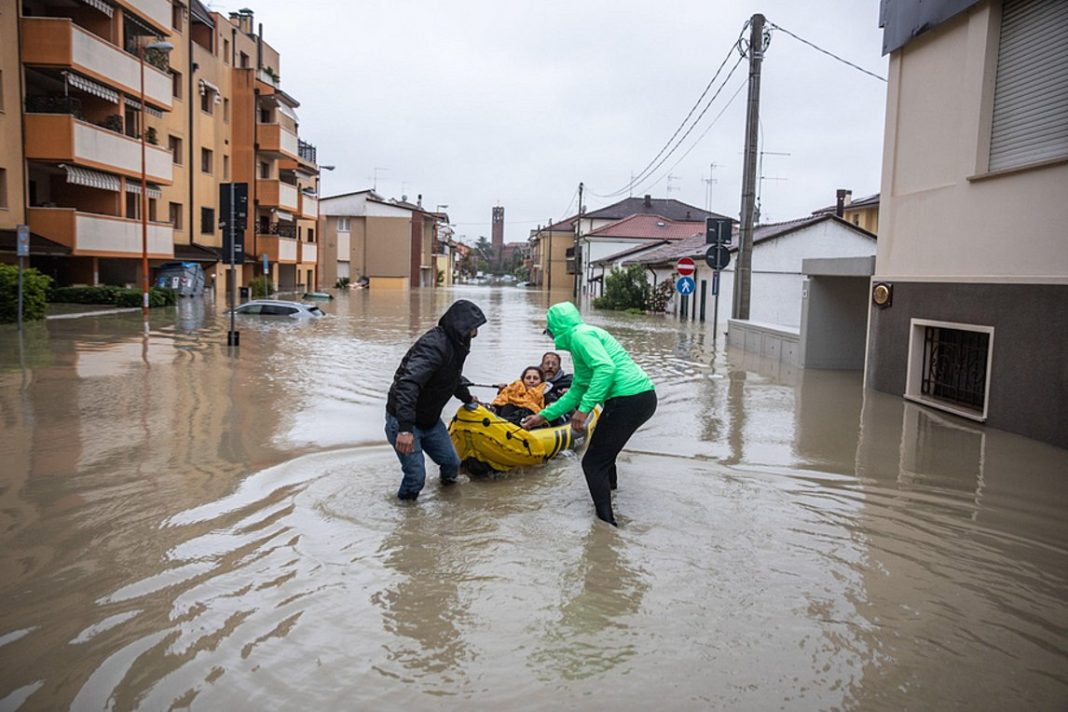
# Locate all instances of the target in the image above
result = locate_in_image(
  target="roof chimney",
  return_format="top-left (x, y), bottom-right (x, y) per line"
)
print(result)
top-left (643, 194), bottom-right (652, 208)
top-left (835, 189), bottom-right (852, 218)
top-left (417, 193), bottom-right (422, 208)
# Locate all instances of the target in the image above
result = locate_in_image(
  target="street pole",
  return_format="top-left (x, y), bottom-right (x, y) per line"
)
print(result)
top-left (139, 46), bottom-right (149, 322)
top-left (733, 13), bottom-right (765, 321)
top-left (228, 182), bottom-right (238, 346)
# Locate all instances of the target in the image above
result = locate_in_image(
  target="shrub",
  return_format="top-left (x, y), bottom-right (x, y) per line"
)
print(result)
top-left (248, 276), bottom-right (274, 298)
top-left (115, 287), bottom-right (176, 307)
top-left (51, 285), bottom-right (122, 304)
top-left (0, 264), bottom-right (53, 323)
top-left (335, 277), bottom-right (351, 289)
top-left (592, 264), bottom-right (651, 311)
top-left (648, 280), bottom-right (674, 312)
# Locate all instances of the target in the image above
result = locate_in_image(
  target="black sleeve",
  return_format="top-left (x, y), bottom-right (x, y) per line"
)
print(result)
top-left (455, 376), bottom-right (474, 404)
top-left (393, 336), bottom-right (445, 432)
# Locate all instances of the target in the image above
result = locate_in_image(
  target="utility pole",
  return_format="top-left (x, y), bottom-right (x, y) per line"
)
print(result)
top-left (574, 181), bottom-right (583, 300)
top-left (733, 13), bottom-right (765, 321)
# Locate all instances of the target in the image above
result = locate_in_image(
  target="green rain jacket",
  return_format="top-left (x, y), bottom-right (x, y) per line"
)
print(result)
top-left (539, 302), bottom-right (655, 421)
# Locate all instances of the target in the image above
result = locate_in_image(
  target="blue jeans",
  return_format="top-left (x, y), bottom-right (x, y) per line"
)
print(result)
top-left (384, 413), bottom-right (461, 499)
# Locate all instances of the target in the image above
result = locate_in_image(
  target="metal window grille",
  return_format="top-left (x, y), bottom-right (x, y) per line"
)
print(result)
top-left (921, 327), bottom-right (990, 411)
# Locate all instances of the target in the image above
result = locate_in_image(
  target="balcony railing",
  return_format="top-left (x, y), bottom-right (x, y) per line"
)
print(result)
top-left (24, 113), bottom-right (172, 183)
top-left (21, 18), bottom-right (172, 111)
top-left (29, 207), bottom-right (174, 257)
top-left (259, 222), bottom-right (297, 238)
top-left (256, 179), bottom-right (299, 211)
top-left (257, 123), bottom-right (299, 159)
top-left (299, 241), bottom-right (317, 264)
top-left (298, 140), bottom-right (317, 165)
top-left (258, 235), bottom-right (298, 264)
top-left (299, 193), bottom-right (317, 219)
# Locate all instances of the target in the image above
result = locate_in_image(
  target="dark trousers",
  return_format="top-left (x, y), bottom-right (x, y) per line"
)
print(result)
top-left (581, 389), bottom-right (657, 524)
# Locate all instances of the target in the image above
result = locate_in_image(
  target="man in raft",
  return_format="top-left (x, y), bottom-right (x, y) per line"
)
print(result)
top-left (521, 302), bottom-right (657, 526)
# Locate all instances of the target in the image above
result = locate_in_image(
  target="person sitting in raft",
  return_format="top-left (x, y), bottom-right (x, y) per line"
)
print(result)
top-left (491, 366), bottom-right (547, 425)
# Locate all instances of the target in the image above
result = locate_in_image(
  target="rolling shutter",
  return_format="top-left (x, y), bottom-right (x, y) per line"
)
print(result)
top-left (989, 0), bottom-right (1068, 171)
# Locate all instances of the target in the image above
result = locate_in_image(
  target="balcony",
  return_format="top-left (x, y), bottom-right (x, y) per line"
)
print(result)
top-left (298, 140), bottom-right (317, 166)
top-left (257, 180), bottom-right (299, 211)
top-left (25, 114), bottom-right (172, 184)
top-left (299, 241), bottom-right (318, 264)
top-left (29, 208), bottom-right (174, 258)
top-left (113, 0), bottom-right (173, 35)
top-left (257, 123), bottom-right (299, 160)
top-left (258, 235), bottom-right (298, 264)
top-left (21, 18), bottom-right (172, 111)
top-left (299, 193), bottom-right (318, 220)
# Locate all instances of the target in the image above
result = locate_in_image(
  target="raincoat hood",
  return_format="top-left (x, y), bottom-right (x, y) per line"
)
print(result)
top-left (439, 299), bottom-right (487, 350)
top-left (545, 302), bottom-right (584, 349)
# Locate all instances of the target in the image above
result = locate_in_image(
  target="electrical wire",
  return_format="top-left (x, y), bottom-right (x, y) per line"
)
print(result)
top-left (766, 21), bottom-right (887, 82)
top-left (589, 21), bottom-right (751, 199)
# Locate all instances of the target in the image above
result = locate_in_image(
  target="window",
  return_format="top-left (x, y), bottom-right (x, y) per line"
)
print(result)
top-left (307, 228), bottom-right (315, 242)
top-left (239, 51), bottom-right (249, 68)
top-left (259, 108), bottom-right (271, 124)
top-left (337, 217), bottom-right (350, 232)
top-left (201, 207), bottom-right (215, 235)
top-left (223, 154), bottom-right (230, 180)
top-left (126, 192), bottom-right (139, 219)
top-left (201, 148), bottom-right (213, 174)
top-left (0, 168), bottom-right (7, 209)
top-left (223, 38), bottom-right (230, 64)
top-left (259, 161), bottom-right (270, 179)
top-left (171, 70), bottom-right (182, 99)
top-left (172, 3), bottom-right (183, 30)
top-left (169, 135), bottom-right (183, 164)
top-left (989, 0), bottom-right (1068, 171)
top-left (148, 198), bottom-right (157, 222)
top-left (200, 89), bottom-right (213, 114)
top-left (905, 319), bottom-right (995, 421)
top-left (169, 201), bottom-right (183, 229)
top-left (223, 98), bottom-right (230, 122)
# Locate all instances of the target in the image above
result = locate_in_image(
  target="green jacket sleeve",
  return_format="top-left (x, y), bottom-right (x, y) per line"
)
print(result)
top-left (539, 378), bottom-right (585, 421)
top-left (573, 331), bottom-right (616, 412)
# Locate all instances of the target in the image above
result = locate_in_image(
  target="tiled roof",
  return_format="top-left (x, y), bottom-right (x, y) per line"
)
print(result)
top-left (583, 196), bottom-right (730, 222)
top-left (625, 214), bottom-right (875, 266)
top-left (586, 213), bottom-right (703, 240)
top-left (591, 240), bottom-right (670, 266)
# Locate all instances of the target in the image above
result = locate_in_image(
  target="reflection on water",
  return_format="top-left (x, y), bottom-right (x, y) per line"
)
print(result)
top-left (0, 287), bottom-right (1066, 710)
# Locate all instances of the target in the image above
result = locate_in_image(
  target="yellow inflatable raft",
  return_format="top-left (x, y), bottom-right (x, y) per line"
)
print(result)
top-left (448, 404), bottom-right (601, 474)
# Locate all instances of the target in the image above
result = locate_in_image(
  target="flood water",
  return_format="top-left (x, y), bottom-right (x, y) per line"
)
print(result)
top-left (1, 287), bottom-right (1066, 710)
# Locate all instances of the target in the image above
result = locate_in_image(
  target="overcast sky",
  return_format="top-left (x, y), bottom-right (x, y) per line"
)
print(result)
top-left (216, 0), bottom-right (889, 243)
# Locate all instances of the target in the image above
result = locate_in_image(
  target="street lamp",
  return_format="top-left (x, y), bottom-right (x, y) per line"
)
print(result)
top-left (139, 40), bottom-right (173, 320)
top-left (314, 164), bottom-right (335, 291)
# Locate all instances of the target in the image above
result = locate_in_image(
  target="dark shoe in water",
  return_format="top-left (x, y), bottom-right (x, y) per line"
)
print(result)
top-left (595, 503), bottom-right (617, 527)
top-left (397, 491), bottom-right (419, 501)
top-left (441, 476), bottom-right (458, 486)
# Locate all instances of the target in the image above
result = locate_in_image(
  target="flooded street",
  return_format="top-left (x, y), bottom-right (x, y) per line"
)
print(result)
top-left (1, 287), bottom-right (1066, 710)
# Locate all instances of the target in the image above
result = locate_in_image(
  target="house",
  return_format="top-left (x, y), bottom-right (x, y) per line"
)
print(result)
top-left (575, 195), bottom-right (725, 296)
top-left (528, 215), bottom-right (576, 292)
top-left (586, 214), bottom-right (707, 291)
top-left (627, 213), bottom-right (877, 360)
top-left (868, 0), bottom-right (1068, 448)
top-left (319, 190), bottom-right (440, 289)
top-left (812, 189), bottom-right (880, 235)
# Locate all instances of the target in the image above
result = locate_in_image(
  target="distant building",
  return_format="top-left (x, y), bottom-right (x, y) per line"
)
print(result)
top-left (528, 215), bottom-right (576, 292)
top-left (868, 0), bottom-right (1068, 448)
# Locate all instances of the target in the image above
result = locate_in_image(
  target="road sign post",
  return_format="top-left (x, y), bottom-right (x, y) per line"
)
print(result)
top-left (220, 182), bottom-right (248, 347)
top-left (16, 225), bottom-right (29, 332)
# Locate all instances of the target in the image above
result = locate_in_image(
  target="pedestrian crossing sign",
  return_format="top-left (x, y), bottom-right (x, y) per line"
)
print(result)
top-left (675, 276), bottom-right (695, 295)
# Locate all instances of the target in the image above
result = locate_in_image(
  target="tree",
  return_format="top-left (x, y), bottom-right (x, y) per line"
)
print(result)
top-left (592, 264), bottom-right (651, 311)
top-left (0, 264), bottom-right (52, 323)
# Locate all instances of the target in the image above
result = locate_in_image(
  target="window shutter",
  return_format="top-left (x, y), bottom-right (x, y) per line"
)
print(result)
top-left (989, 0), bottom-right (1068, 171)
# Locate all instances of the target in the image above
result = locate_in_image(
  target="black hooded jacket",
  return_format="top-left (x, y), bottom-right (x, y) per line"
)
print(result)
top-left (386, 300), bottom-right (487, 432)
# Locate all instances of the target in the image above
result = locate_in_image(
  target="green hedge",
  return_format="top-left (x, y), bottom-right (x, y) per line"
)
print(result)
top-left (248, 276), bottom-right (275, 298)
top-left (592, 265), bottom-right (651, 312)
top-left (0, 264), bottom-right (53, 323)
top-left (50, 285), bottom-right (176, 308)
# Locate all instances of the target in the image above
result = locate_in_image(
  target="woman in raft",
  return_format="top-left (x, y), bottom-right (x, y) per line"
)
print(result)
top-left (490, 366), bottom-right (547, 425)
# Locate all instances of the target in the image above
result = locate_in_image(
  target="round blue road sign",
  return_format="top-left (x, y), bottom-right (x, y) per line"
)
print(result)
top-left (675, 276), bottom-right (696, 295)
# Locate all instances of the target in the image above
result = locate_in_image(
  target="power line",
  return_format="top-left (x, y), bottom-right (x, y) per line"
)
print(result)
top-left (589, 21), bottom-right (751, 199)
top-left (766, 21), bottom-right (887, 82)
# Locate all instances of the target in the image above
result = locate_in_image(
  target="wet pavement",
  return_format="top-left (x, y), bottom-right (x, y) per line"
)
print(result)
top-left (0, 286), bottom-right (1066, 710)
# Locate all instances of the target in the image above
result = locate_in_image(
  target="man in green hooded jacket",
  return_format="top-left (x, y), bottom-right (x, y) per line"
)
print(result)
top-left (521, 302), bottom-right (657, 526)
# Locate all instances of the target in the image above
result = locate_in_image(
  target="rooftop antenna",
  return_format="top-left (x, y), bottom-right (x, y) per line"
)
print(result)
top-left (370, 166), bottom-right (388, 192)
top-left (703, 162), bottom-right (719, 212)
top-left (666, 174), bottom-right (681, 194)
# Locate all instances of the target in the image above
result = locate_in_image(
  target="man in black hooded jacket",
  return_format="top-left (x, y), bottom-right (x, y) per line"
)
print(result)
top-left (385, 299), bottom-right (487, 500)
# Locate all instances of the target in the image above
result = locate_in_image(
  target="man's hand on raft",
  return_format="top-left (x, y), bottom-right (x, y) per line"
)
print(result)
top-left (520, 414), bottom-right (547, 430)
top-left (569, 411), bottom-right (588, 434)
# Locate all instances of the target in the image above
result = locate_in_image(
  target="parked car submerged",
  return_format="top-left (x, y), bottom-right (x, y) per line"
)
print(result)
top-left (231, 299), bottom-right (325, 318)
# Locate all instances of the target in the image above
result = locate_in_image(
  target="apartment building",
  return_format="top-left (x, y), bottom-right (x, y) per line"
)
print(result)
top-left (868, 0), bottom-right (1068, 448)
top-left (0, 0), bottom-right (320, 293)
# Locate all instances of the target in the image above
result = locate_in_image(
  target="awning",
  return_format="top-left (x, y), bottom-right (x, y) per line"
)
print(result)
top-left (199, 79), bottom-right (220, 95)
top-left (124, 97), bottom-right (163, 118)
top-left (274, 210), bottom-right (295, 222)
top-left (78, 0), bottom-right (114, 18)
top-left (64, 71), bottom-right (119, 103)
top-left (125, 182), bottom-right (162, 199)
top-left (61, 164), bottom-right (120, 192)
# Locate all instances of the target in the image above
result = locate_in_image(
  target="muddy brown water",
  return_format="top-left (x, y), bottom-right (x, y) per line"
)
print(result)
top-left (1, 287), bottom-right (1066, 710)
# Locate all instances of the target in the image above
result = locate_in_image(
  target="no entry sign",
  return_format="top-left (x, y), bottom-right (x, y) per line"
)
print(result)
top-left (676, 257), bottom-right (696, 277)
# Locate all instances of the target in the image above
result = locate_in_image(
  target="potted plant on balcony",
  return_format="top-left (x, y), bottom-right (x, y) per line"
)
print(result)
top-left (101, 115), bottom-right (123, 134)
top-left (146, 127), bottom-right (159, 145)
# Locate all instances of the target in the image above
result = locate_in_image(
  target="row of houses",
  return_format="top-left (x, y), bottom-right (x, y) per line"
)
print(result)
top-left (1, 1), bottom-right (321, 292)
top-left (526, 0), bottom-right (1068, 451)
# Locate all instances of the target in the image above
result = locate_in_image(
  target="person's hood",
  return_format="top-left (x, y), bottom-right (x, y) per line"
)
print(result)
top-left (438, 299), bottom-right (487, 348)
top-left (545, 301), bottom-right (584, 350)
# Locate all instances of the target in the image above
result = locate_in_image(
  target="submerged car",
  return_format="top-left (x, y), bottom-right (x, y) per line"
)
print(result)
top-left (231, 299), bottom-right (325, 318)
